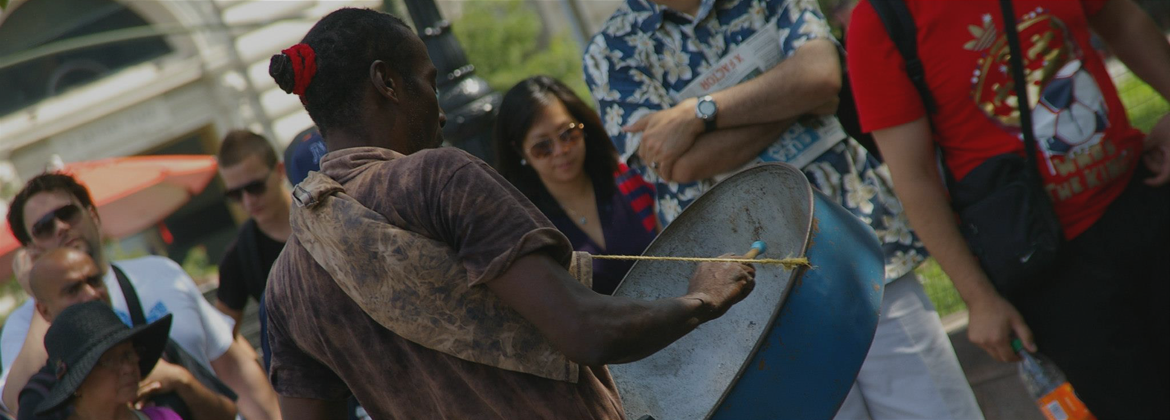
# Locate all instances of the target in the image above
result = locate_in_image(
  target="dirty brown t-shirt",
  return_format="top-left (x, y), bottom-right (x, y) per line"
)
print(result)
top-left (265, 147), bottom-right (625, 419)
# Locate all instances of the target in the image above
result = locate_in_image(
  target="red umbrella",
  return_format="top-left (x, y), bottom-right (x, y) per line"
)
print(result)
top-left (1, 155), bottom-right (218, 280)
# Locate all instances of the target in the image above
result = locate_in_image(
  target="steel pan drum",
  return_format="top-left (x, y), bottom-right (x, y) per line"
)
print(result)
top-left (610, 163), bottom-right (884, 420)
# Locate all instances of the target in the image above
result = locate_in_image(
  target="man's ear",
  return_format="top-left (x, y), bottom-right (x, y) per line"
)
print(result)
top-left (369, 60), bottom-right (399, 102)
top-left (86, 205), bottom-right (100, 226)
top-left (35, 301), bottom-right (52, 322)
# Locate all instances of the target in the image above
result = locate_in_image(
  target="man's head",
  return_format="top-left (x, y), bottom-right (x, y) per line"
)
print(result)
top-left (268, 8), bottom-right (446, 154)
top-left (30, 247), bottom-right (109, 322)
top-left (6, 173), bottom-right (104, 267)
top-left (217, 130), bottom-right (289, 225)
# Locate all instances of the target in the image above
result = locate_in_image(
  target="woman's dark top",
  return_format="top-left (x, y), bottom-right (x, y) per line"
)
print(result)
top-left (535, 164), bottom-right (657, 295)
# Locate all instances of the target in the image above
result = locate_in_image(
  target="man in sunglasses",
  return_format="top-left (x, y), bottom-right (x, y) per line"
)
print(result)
top-left (2, 173), bottom-right (282, 420)
top-left (214, 130), bottom-right (292, 341)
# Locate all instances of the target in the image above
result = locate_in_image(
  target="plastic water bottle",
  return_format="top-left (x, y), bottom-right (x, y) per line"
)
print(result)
top-left (1012, 339), bottom-right (1096, 420)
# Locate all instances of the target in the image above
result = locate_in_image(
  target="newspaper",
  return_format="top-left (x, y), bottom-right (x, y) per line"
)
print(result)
top-left (675, 18), bottom-right (846, 172)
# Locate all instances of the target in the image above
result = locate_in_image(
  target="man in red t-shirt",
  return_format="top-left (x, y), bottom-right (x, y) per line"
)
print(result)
top-left (848, 0), bottom-right (1169, 417)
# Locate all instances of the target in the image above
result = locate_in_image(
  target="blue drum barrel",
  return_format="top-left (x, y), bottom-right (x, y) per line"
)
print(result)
top-left (610, 163), bottom-right (884, 420)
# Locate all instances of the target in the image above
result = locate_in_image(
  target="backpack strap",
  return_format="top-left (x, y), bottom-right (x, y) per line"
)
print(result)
top-left (868, 0), bottom-right (937, 115)
top-left (112, 264), bottom-right (146, 327)
top-left (998, 0), bottom-right (1043, 180)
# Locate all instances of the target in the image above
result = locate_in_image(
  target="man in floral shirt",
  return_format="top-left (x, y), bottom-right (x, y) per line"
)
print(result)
top-left (584, 0), bottom-right (983, 418)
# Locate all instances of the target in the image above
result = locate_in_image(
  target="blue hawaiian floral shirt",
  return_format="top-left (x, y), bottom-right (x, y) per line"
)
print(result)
top-left (583, 0), bottom-right (928, 281)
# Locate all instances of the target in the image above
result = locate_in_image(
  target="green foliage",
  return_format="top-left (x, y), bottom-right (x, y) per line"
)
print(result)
top-left (916, 258), bottom-right (968, 318)
top-left (452, 0), bottom-right (590, 103)
top-left (1, 276), bottom-right (28, 329)
top-left (180, 245), bottom-right (218, 286)
top-left (1116, 72), bottom-right (1169, 133)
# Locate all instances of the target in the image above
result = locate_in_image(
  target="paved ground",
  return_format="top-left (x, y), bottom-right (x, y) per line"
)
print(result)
top-left (943, 312), bottom-right (1045, 420)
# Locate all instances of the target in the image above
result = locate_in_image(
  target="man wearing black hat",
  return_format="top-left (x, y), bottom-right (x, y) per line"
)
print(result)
top-left (16, 248), bottom-right (236, 420)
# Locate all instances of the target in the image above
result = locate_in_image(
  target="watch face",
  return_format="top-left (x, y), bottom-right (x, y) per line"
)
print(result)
top-left (698, 100), bottom-right (716, 117)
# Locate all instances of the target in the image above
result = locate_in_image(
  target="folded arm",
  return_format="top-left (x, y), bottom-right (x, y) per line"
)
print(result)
top-left (668, 120), bottom-right (795, 183)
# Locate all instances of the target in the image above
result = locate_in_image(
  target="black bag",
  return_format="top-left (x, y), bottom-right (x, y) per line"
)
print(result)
top-left (950, 155), bottom-right (1063, 296)
top-left (866, 0), bottom-right (1062, 295)
top-left (949, 0), bottom-right (1063, 295)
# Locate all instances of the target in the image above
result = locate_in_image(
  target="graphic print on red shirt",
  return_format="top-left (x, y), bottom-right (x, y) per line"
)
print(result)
top-left (847, 0), bottom-right (1145, 238)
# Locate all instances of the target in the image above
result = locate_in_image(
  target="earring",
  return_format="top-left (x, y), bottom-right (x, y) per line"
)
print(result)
top-left (520, 159), bottom-right (528, 166)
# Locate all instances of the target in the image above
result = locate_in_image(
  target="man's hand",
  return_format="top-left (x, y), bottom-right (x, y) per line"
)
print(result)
top-left (1142, 114), bottom-right (1170, 186)
top-left (137, 359), bottom-right (193, 401)
top-left (684, 254), bottom-right (757, 322)
top-left (965, 290), bottom-right (1036, 363)
top-left (626, 97), bottom-right (705, 182)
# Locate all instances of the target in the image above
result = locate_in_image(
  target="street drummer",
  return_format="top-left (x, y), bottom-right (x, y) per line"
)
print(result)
top-left (263, 8), bottom-right (756, 419)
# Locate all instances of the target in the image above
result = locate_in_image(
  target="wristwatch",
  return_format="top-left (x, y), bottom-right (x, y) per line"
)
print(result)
top-left (695, 95), bottom-right (718, 133)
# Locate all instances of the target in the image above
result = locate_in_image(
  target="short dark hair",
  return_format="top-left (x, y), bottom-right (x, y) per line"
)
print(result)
top-left (6, 173), bottom-right (96, 246)
top-left (493, 75), bottom-right (619, 202)
top-left (269, 8), bottom-right (416, 138)
top-left (217, 130), bottom-right (278, 168)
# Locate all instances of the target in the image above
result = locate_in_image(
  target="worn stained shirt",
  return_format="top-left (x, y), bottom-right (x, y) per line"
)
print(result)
top-left (584, 0), bottom-right (931, 280)
top-left (265, 147), bottom-right (625, 420)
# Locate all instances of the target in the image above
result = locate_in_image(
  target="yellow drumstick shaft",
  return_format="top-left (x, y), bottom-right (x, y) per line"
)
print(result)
top-left (590, 255), bottom-right (809, 269)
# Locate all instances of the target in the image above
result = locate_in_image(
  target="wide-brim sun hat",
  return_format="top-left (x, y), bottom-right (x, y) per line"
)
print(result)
top-left (36, 300), bottom-right (172, 415)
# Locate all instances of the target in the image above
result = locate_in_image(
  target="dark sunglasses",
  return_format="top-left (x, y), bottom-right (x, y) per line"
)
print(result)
top-left (224, 173), bottom-right (271, 202)
top-left (524, 122), bottom-right (586, 160)
top-left (31, 204), bottom-right (84, 240)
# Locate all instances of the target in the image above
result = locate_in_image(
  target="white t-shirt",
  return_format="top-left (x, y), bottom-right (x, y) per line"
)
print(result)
top-left (1, 298), bottom-right (35, 410)
top-left (0, 257), bottom-right (233, 375)
top-left (1, 300), bottom-right (35, 374)
top-left (105, 256), bottom-right (234, 370)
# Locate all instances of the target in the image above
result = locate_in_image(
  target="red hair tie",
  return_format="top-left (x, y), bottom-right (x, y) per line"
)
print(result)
top-left (282, 43), bottom-right (317, 96)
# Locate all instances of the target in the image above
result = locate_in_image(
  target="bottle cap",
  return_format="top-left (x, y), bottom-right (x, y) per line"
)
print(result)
top-left (1011, 338), bottom-right (1024, 353)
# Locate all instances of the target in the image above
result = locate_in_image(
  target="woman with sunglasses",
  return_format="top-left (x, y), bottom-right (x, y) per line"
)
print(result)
top-left (494, 76), bottom-right (658, 295)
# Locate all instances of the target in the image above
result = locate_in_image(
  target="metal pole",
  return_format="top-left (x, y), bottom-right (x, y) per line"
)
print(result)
top-left (400, 0), bottom-right (501, 166)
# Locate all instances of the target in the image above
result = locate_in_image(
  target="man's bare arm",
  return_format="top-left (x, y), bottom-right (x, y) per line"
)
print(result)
top-left (1090, 0), bottom-right (1170, 100)
top-left (631, 39), bottom-right (841, 179)
top-left (669, 120), bottom-right (795, 183)
top-left (214, 301), bottom-right (244, 337)
top-left (1, 313), bottom-right (49, 411)
top-left (210, 336), bottom-right (282, 420)
top-left (710, 39), bottom-right (842, 127)
top-left (486, 254), bottom-right (755, 366)
top-left (872, 117), bottom-right (1035, 363)
top-left (1090, 0), bottom-right (1170, 185)
top-left (277, 397), bottom-right (347, 420)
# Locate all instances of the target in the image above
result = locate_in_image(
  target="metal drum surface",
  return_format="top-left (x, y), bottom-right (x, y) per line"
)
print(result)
top-left (610, 163), bottom-right (884, 420)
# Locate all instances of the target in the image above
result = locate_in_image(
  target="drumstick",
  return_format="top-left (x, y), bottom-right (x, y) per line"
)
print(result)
top-left (591, 241), bottom-right (810, 269)
top-left (744, 240), bottom-right (767, 259)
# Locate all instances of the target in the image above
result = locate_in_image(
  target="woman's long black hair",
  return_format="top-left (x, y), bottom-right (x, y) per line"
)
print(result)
top-left (493, 76), bottom-right (619, 204)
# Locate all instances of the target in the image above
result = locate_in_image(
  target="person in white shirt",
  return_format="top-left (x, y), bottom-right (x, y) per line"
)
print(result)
top-left (2, 173), bottom-right (281, 420)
